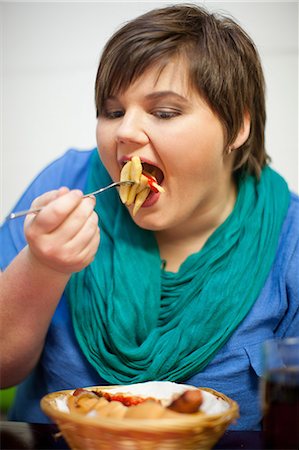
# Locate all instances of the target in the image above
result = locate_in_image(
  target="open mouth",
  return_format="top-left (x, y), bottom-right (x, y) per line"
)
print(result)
top-left (141, 162), bottom-right (164, 186)
top-left (120, 160), bottom-right (164, 186)
top-left (119, 157), bottom-right (165, 215)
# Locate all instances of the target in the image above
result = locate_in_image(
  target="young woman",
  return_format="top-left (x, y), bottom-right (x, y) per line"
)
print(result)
top-left (1, 4), bottom-right (298, 430)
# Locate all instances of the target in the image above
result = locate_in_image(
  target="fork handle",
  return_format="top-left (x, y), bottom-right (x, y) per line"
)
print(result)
top-left (8, 207), bottom-right (43, 220)
top-left (6, 181), bottom-right (134, 220)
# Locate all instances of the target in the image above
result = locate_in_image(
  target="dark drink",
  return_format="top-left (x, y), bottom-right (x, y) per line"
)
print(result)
top-left (262, 367), bottom-right (299, 449)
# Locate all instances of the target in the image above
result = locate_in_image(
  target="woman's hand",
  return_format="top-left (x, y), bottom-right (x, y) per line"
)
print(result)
top-left (24, 187), bottom-right (100, 274)
top-left (0, 187), bottom-right (100, 386)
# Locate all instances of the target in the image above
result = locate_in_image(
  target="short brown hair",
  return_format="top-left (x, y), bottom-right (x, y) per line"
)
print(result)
top-left (95, 3), bottom-right (270, 177)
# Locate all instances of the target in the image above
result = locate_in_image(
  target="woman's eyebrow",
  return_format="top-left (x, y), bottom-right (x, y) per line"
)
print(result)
top-left (104, 96), bottom-right (118, 103)
top-left (145, 91), bottom-right (189, 104)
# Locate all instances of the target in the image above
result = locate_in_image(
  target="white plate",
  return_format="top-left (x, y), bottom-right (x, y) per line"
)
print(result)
top-left (55, 381), bottom-right (229, 416)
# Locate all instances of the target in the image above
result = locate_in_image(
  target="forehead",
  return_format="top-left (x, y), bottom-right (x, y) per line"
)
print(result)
top-left (117, 56), bottom-right (193, 97)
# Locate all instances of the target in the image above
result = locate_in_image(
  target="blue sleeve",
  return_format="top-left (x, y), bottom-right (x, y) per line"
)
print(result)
top-left (0, 148), bottom-right (94, 270)
top-left (279, 193), bottom-right (299, 338)
top-left (285, 239), bottom-right (299, 337)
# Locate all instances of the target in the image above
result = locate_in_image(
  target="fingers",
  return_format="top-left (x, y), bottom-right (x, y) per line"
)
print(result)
top-left (29, 187), bottom-right (70, 209)
top-left (24, 188), bottom-right (101, 274)
top-left (38, 210), bottom-right (100, 273)
top-left (62, 215), bottom-right (100, 271)
top-left (49, 200), bottom-right (99, 256)
top-left (24, 187), bottom-right (70, 228)
top-left (27, 189), bottom-right (85, 234)
top-left (56, 196), bottom-right (97, 241)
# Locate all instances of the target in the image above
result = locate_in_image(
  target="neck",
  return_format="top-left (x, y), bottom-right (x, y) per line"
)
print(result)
top-left (155, 178), bottom-right (237, 272)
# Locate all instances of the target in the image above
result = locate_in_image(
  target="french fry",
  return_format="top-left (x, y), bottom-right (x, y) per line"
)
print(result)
top-left (92, 397), bottom-right (109, 410)
top-left (136, 174), bottom-right (150, 194)
top-left (133, 187), bottom-right (150, 216)
top-left (152, 181), bottom-right (165, 193)
top-left (119, 161), bottom-right (132, 203)
top-left (126, 183), bottom-right (139, 206)
top-left (143, 173), bottom-right (165, 193)
top-left (124, 400), bottom-right (166, 419)
top-left (130, 156), bottom-right (143, 183)
top-left (94, 400), bottom-right (128, 419)
top-left (67, 393), bottom-right (99, 415)
top-left (118, 156), bottom-right (164, 215)
top-left (125, 156), bottom-right (143, 204)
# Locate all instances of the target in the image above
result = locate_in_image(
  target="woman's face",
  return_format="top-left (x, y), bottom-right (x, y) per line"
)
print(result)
top-left (96, 58), bottom-right (236, 232)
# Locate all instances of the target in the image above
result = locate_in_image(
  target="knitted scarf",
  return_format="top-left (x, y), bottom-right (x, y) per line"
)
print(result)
top-left (67, 150), bottom-right (290, 384)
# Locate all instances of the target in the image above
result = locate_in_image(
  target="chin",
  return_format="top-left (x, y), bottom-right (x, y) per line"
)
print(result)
top-left (130, 209), bottom-right (168, 231)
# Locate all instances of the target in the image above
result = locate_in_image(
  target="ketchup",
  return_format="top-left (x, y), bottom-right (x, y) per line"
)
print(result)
top-left (101, 392), bottom-right (149, 407)
top-left (143, 173), bottom-right (159, 193)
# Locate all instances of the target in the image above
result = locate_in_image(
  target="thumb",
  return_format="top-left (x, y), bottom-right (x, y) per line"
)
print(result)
top-left (31, 187), bottom-right (70, 209)
top-left (24, 187), bottom-right (71, 227)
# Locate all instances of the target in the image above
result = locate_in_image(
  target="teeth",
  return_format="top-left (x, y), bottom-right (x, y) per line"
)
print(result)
top-left (119, 156), bottom-right (164, 215)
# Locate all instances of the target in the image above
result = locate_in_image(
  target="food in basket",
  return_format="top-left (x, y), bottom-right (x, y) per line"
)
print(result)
top-left (167, 389), bottom-right (203, 413)
top-left (40, 381), bottom-right (239, 450)
top-left (67, 385), bottom-right (204, 419)
top-left (119, 156), bottom-right (165, 215)
top-left (54, 381), bottom-right (230, 420)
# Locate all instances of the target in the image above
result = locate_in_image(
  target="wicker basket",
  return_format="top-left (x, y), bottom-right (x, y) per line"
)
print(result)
top-left (40, 385), bottom-right (239, 450)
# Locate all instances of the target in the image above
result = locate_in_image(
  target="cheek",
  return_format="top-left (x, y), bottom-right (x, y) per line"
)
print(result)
top-left (96, 122), bottom-right (118, 177)
top-left (96, 122), bottom-right (111, 154)
top-left (169, 130), bottom-right (225, 178)
top-left (160, 112), bottom-right (225, 164)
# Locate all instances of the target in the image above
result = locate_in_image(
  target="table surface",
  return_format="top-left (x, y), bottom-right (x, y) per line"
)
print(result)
top-left (0, 421), bottom-right (270, 450)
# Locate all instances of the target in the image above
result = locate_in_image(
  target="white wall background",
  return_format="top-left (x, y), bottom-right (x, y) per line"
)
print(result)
top-left (1, 1), bottom-right (298, 222)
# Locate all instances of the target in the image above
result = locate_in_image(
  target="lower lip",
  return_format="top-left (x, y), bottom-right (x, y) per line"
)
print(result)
top-left (141, 190), bottom-right (161, 208)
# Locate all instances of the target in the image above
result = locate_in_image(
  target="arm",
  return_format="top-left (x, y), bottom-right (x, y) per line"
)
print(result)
top-left (0, 188), bottom-right (100, 387)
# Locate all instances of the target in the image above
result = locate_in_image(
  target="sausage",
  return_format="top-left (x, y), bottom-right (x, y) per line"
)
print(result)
top-left (167, 389), bottom-right (203, 414)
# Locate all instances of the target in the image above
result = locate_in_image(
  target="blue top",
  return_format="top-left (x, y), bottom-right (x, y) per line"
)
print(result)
top-left (1, 148), bottom-right (298, 430)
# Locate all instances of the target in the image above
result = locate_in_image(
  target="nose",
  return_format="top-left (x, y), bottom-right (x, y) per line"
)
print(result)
top-left (115, 110), bottom-right (149, 146)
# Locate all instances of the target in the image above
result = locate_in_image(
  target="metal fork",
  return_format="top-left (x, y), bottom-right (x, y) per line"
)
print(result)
top-left (6, 181), bottom-right (134, 220)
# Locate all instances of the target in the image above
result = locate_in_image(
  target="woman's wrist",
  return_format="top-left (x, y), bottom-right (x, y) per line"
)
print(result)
top-left (25, 245), bottom-right (74, 280)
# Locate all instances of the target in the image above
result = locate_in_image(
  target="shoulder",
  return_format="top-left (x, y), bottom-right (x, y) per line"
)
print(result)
top-left (267, 190), bottom-right (299, 289)
top-left (0, 148), bottom-right (96, 269)
top-left (12, 147), bottom-right (95, 209)
top-left (274, 190), bottom-right (299, 336)
top-left (14, 148), bottom-right (95, 207)
top-left (278, 191), bottom-right (299, 262)
top-left (284, 191), bottom-right (299, 274)
top-left (286, 191), bottom-right (299, 225)
top-left (30, 148), bottom-right (95, 190)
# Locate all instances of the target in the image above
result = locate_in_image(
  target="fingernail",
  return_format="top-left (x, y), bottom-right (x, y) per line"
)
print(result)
top-left (58, 186), bottom-right (70, 194)
top-left (87, 195), bottom-right (96, 205)
top-left (72, 189), bottom-right (83, 197)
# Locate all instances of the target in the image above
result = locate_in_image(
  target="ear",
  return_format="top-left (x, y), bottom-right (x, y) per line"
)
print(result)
top-left (231, 111), bottom-right (251, 150)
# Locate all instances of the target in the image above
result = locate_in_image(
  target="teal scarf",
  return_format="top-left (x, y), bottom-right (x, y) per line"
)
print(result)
top-left (67, 150), bottom-right (290, 384)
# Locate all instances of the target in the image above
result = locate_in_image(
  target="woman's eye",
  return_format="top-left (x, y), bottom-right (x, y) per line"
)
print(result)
top-left (102, 109), bottom-right (124, 119)
top-left (153, 109), bottom-right (180, 120)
